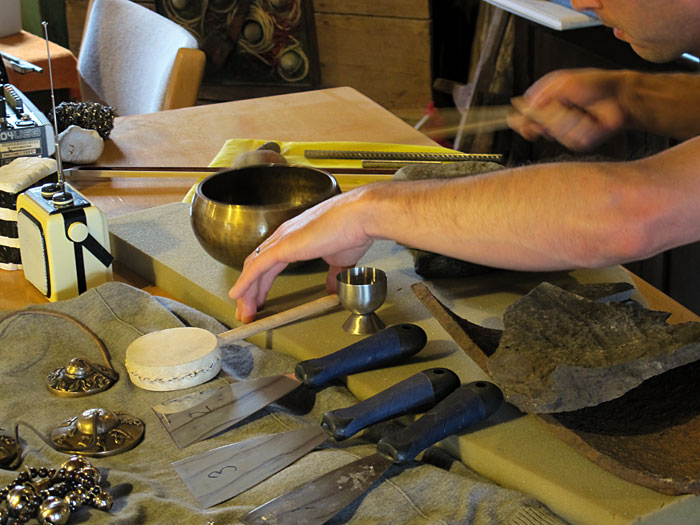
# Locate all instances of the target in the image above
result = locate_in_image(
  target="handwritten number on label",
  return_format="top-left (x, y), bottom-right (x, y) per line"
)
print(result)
top-left (189, 405), bottom-right (214, 418)
top-left (208, 465), bottom-right (238, 479)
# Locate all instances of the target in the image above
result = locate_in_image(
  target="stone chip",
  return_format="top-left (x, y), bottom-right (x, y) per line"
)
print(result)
top-left (488, 282), bottom-right (700, 413)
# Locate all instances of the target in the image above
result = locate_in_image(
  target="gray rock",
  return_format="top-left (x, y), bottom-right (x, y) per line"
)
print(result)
top-left (58, 125), bottom-right (104, 164)
top-left (395, 161), bottom-right (504, 278)
top-left (488, 282), bottom-right (700, 413)
top-left (393, 160), bottom-right (503, 181)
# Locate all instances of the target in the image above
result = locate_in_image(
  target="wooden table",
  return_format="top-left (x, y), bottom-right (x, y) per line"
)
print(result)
top-left (3, 86), bottom-right (697, 321)
top-left (0, 87), bottom-right (440, 309)
top-left (0, 30), bottom-right (81, 100)
top-left (2, 87), bottom-right (700, 524)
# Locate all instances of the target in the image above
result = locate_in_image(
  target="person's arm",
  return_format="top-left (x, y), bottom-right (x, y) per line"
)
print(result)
top-left (230, 137), bottom-right (700, 321)
top-left (510, 69), bottom-right (700, 150)
top-left (620, 71), bottom-right (700, 140)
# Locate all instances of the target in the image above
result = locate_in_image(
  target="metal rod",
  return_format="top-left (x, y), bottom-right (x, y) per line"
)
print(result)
top-left (42, 21), bottom-right (64, 188)
top-left (305, 150), bottom-right (504, 163)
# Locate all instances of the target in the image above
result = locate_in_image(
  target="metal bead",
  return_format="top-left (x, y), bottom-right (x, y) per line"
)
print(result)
top-left (60, 456), bottom-right (91, 474)
top-left (0, 506), bottom-right (9, 525)
top-left (77, 464), bottom-right (100, 485)
top-left (91, 490), bottom-right (113, 511)
top-left (37, 496), bottom-right (71, 525)
top-left (63, 491), bottom-right (83, 511)
top-left (6, 485), bottom-right (35, 516)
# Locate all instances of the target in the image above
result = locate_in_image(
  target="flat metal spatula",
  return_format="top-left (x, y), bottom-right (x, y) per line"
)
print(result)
top-left (241, 381), bottom-right (503, 524)
top-left (172, 367), bottom-right (460, 508)
top-left (153, 324), bottom-right (427, 448)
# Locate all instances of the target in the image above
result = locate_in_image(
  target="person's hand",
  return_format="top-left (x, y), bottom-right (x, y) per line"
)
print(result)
top-left (228, 189), bottom-right (375, 323)
top-left (232, 141), bottom-right (287, 168)
top-left (508, 68), bottom-right (628, 151)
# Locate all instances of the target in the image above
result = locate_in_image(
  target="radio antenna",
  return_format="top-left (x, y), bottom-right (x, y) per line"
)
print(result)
top-left (41, 21), bottom-right (73, 209)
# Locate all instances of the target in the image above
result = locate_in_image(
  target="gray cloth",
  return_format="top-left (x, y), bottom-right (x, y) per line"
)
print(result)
top-left (0, 282), bottom-right (566, 524)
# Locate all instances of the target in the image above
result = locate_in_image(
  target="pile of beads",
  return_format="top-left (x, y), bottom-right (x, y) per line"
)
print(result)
top-left (0, 456), bottom-right (112, 524)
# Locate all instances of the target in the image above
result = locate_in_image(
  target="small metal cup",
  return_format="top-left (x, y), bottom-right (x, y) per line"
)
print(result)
top-left (336, 267), bottom-right (387, 335)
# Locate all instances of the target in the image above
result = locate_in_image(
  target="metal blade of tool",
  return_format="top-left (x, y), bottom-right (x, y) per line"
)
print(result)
top-left (172, 367), bottom-right (460, 508)
top-left (63, 166), bottom-right (395, 193)
top-left (241, 381), bottom-right (504, 525)
top-left (63, 166), bottom-right (396, 178)
top-left (153, 324), bottom-right (427, 448)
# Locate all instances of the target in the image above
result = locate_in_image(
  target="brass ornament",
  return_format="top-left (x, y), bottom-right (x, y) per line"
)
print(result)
top-left (50, 408), bottom-right (144, 457)
top-left (0, 430), bottom-right (21, 470)
top-left (37, 496), bottom-right (71, 525)
top-left (0, 456), bottom-right (113, 523)
top-left (0, 309), bottom-right (119, 399)
top-left (46, 358), bottom-right (118, 398)
top-left (5, 484), bottom-right (34, 516)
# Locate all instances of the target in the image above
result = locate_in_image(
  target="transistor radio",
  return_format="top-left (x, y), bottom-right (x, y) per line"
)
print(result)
top-left (15, 22), bottom-right (113, 301)
top-left (17, 184), bottom-right (112, 301)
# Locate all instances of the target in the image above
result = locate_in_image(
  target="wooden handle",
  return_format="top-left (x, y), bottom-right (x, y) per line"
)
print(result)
top-left (218, 294), bottom-right (340, 343)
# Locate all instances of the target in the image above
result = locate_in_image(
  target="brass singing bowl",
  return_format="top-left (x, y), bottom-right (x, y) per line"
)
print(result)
top-left (191, 164), bottom-right (340, 269)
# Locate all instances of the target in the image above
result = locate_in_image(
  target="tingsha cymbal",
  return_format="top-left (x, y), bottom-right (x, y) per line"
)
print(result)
top-left (47, 357), bottom-right (119, 398)
top-left (50, 408), bottom-right (144, 457)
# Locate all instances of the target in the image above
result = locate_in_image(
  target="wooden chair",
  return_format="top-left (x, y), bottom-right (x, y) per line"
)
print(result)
top-left (77, 0), bottom-right (205, 115)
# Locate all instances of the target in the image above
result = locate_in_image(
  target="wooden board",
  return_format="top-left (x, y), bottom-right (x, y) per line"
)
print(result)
top-left (314, 13), bottom-right (432, 115)
top-left (314, 0), bottom-right (430, 19)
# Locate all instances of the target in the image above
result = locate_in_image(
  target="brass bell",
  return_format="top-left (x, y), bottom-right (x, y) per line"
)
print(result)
top-left (37, 496), bottom-right (71, 525)
top-left (0, 429), bottom-right (21, 470)
top-left (6, 484), bottom-right (36, 516)
top-left (50, 408), bottom-right (144, 457)
top-left (60, 455), bottom-right (92, 473)
top-left (92, 490), bottom-right (114, 511)
top-left (47, 357), bottom-right (118, 398)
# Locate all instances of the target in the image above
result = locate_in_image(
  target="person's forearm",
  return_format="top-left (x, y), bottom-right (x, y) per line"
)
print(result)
top-left (620, 71), bottom-right (700, 140)
top-left (357, 157), bottom-right (689, 271)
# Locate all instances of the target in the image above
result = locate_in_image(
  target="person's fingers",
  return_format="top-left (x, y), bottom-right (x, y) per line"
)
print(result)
top-left (236, 295), bottom-right (259, 324)
top-left (229, 244), bottom-right (272, 301)
top-left (230, 245), bottom-right (288, 323)
top-left (509, 112), bottom-right (548, 142)
top-left (232, 150), bottom-right (287, 168)
top-left (588, 98), bottom-right (626, 133)
top-left (326, 264), bottom-right (354, 293)
top-left (513, 97), bottom-right (578, 143)
top-left (255, 262), bottom-right (287, 308)
top-left (551, 98), bottom-right (625, 151)
top-left (559, 117), bottom-right (602, 151)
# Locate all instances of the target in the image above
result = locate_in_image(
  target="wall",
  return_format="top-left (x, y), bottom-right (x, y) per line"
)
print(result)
top-left (64, 0), bottom-right (434, 119)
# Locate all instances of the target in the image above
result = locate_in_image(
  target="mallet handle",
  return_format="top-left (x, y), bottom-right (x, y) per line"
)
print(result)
top-left (218, 294), bottom-right (340, 343)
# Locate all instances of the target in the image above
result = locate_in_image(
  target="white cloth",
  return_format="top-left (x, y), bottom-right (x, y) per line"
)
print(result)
top-left (78, 0), bottom-right (199, 116)
top-left (0, 156), bottom-right (56, 194)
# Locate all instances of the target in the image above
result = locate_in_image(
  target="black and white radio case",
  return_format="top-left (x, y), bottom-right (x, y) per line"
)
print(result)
top-left (16, 184), bottom-right (113, 301)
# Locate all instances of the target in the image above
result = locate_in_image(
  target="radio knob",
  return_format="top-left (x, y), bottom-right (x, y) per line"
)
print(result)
top-left (67, 222), bottom-right (88, 242)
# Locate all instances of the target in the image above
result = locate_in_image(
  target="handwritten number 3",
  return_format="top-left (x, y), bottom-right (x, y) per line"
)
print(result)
top-left (208, 465), bottom-right (238, 478)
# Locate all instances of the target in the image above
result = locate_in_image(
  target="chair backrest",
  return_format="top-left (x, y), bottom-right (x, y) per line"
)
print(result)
top-left (77, 0), bottom-right (205, 116)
